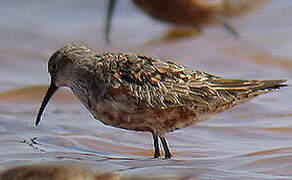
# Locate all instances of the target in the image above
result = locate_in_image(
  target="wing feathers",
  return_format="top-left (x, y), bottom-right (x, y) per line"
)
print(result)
top-left (105, 53), bottom-right (287, 110)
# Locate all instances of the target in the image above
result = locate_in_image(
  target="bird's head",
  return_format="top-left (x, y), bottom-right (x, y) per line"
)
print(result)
top-left (35, 43), bottom-right (93, 126)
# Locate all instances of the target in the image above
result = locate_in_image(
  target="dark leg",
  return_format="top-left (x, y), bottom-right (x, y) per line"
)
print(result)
top-left (105, 0), bottom-right (117, 43)
top-left (152, 133), bottom-right (160, 158)
top-left (220, 21), bottom-right (239, 38)
top-left (159, 136), bottom-right (172, 158)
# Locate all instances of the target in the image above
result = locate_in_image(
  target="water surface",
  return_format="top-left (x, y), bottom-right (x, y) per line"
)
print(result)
top-left (0, 0), bottom-right (292, 179)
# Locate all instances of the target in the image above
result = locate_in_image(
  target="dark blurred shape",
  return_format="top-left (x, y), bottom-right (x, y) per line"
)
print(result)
top-left (0, 164), bottom-right (96, 180)
top-left (132, 0), bottom-right (266, 26)
top-left (105, 0), bottom-right (267, 42)
top-left (0, 163), bottom-right (187, 180)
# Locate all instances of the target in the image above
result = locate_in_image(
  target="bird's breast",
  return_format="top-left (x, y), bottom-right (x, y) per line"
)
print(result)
top-left (71, 82), bottom-right (204, 133)
top-left (88, 97), bottom-right (201, 133)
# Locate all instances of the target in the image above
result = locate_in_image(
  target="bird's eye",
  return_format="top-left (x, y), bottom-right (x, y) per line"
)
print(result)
top-left (48, 51), bottom-right (61, 74)
top-left (51, 63), bottom-right (57, 70)
top-left (49, 62), bottom-right (58, 74)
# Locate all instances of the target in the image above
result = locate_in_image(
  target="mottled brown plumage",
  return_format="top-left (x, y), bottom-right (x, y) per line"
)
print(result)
top-left (35, 43), bottom-right (287, 158)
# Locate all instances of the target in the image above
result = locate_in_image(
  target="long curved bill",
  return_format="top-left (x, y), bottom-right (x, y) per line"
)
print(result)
top-left (105, 0), bottom-right (117, 43)
top-left (35, 82), bottom-right (58, 126)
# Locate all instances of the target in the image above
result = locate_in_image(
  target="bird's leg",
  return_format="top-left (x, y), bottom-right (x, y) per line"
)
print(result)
top-left (152, 133), bottom-right (160, 158)
top-left (220, 21), bottom-right (239, 37)
top-left (159, 135), bottom-right (172, 159)
top-left (105, 0), bottom-right (117, 43)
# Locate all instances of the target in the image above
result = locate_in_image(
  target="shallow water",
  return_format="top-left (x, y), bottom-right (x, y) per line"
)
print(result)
top-left (0, 0), bottom-right (292, 179)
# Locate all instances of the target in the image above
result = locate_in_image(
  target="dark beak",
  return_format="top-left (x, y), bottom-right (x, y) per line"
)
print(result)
top-left (35, 81), bottom-right (58, 126)
top-left (105, 0), bottom-right (117, 43)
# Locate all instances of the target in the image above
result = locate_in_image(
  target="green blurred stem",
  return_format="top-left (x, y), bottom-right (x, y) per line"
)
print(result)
top-left (221, 21), bottom-right (239, 38)
top-left (105, 0), bottom-right (117, 43)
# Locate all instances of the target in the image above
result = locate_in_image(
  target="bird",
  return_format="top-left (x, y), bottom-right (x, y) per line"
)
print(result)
top-left (35, 43), bottom-right (287, 158)
top-left (105, 0), bottom-right (267, 42)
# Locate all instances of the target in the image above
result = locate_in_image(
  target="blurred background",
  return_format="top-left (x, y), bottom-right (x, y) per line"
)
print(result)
top-left (0, 0), bottom-right (292, 179)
